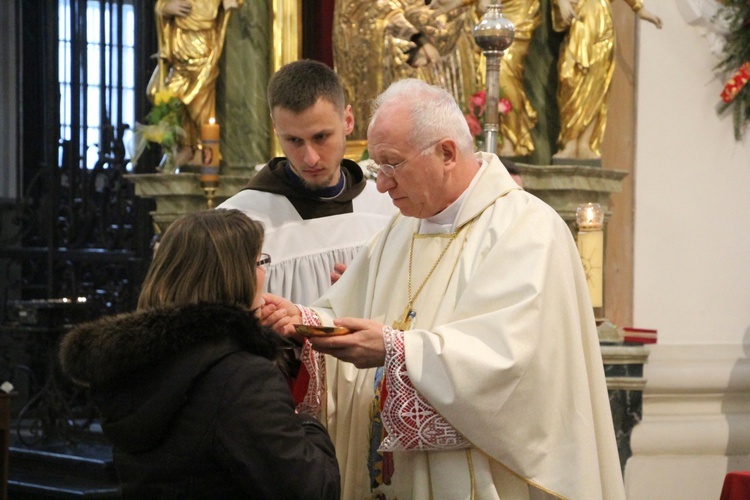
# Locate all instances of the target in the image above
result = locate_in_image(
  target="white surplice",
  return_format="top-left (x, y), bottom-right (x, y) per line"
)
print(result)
top-left (219, 180), bottom-right (395, 305)
top-left (307, 153), bottom-right (625, 500)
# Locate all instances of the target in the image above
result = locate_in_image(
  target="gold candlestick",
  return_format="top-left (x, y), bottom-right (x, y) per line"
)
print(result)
top-left (203, 186), bottom-right (217, 209)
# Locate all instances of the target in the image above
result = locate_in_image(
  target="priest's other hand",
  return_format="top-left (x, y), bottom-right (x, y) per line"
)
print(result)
top-left (330, 262), bottom-right (347, 285)
top-left (259, 293), bottom-right (302, 342)
top-left (307, 318), bottom-right (386, 368)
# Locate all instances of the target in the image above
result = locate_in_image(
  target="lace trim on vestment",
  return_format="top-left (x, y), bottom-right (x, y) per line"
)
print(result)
top-left (295, 305), bottom-right (326, 416)
top-left (379, 327), bottom-right (469, 452)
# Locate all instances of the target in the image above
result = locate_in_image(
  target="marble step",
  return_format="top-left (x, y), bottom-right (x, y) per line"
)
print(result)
top-left (9, 441), bottom-right (117, 482)
top-left (8, 436), bottom-right (120, 498)
top-left (8, 466), bottom-right (120, 499)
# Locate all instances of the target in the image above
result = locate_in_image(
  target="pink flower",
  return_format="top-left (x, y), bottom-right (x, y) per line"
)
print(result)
top-left (463, 90), bottom-right (511, 145)
top-left (469, 91), bottom-right (486, 117)
top-left (464, 113), bottom-right (483, 137)
top-left (498, 98), bottom-right (512, 115)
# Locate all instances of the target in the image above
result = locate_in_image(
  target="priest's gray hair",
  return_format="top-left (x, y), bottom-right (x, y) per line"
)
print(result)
top-left (369, 79), bottom-right (474, 156)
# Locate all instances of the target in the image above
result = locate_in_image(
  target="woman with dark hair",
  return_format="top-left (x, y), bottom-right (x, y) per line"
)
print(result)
top-left (59, 209), bottom-right (340, 499)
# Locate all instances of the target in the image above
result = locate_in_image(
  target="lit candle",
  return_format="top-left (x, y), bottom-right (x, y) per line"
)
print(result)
top-left (200, 118), bottom-right (220, 186)
top-left (201, 117), bottom-right (220, 144)
top-left (576, 203), bottom-right (604, 308)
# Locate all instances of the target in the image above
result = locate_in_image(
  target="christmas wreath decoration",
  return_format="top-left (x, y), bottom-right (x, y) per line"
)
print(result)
top-left (717, 0), bottom-right (750, 140)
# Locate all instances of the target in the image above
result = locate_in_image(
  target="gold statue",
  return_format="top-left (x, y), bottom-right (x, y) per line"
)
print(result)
top-left (497, 0), bottom-right (541, 157)
top-left (147, 0), bottom-right (243, 165)
top-left (333, 0), bottom-right (485, 141)
top-left (552, 0), bottom-right (661, 160)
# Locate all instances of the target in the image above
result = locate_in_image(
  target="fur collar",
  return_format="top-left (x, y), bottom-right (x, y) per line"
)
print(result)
top-left (59, 302), bottom-right (284, 388)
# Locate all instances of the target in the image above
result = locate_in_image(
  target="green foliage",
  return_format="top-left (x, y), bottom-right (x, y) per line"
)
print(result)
top-left (129, 92), bottom-right (187, 166)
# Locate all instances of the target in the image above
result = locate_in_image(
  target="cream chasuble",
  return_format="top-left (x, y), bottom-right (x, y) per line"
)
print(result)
top-left (306, 153), bottom-right (625, 500)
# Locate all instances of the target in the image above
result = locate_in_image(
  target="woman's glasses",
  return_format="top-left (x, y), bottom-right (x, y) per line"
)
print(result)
top-left (257, 253), bottom-right (272, 269)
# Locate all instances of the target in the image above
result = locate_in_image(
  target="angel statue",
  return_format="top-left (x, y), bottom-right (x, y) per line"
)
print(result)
top-left (333, 0), bottom-right (487, 141)
top-left (147, 0), bottom-right (243, 167)
top-left (552, 0), bottom-right (662, 160)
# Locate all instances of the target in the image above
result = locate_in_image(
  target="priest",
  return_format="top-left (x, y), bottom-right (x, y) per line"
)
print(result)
top-left (262, 78), bottom-right (625, 500)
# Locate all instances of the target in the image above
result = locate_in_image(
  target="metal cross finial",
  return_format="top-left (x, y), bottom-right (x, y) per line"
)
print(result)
top-left (473, 0), bottom-right (515, 155)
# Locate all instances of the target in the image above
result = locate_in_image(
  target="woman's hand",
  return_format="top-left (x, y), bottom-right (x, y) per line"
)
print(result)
top-left (259, 293), bottom-right (302, 342)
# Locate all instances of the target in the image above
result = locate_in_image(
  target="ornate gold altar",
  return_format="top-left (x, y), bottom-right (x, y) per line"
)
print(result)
top-left (128, 0), bottom-right (640, 322)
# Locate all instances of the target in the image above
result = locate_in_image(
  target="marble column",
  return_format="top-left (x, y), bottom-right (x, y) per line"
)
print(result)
top-left (601, 344), bottom-right (650, 473)
top-left (216, 0), bottom-right (272, 174)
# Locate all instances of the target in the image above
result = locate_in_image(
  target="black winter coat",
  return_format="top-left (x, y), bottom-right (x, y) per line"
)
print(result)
top-left (59, 303), bottom-right (340, 499)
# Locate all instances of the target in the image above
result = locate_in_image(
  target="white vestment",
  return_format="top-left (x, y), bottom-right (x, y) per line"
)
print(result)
top-left (307, 153), bottom-right (625, 499)
top-left (218, 180), bottom-right (395, 304)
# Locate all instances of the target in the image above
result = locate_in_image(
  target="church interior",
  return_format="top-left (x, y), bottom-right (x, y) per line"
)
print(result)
top-left (1, 0), bottom-right (749, 498)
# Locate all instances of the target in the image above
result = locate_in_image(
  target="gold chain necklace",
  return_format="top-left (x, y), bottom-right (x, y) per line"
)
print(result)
top-left (392, 227), bottom-right (464, 330)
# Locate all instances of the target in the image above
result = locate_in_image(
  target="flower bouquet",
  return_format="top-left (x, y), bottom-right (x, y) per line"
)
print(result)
top-left (130, 90), bottom-right (187, 172)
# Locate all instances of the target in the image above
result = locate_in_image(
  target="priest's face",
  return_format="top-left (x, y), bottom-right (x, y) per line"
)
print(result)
top-left (272, 98), bottom-right (354, 190)
top-left (368, 104), bottom-right (451, 218)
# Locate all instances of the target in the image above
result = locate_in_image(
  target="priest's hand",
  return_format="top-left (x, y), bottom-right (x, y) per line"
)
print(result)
top-left (307, 318), bottom-right (386, 369)
top-left (259, 293), bottom-right (303, 342)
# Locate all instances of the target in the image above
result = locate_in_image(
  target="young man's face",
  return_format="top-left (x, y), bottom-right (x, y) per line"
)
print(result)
top-left (272, 98), bottom-right (354, 190)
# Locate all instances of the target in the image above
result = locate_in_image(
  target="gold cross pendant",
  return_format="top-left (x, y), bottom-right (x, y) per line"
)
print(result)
top-left (392, 306), bottom-right (416, 331)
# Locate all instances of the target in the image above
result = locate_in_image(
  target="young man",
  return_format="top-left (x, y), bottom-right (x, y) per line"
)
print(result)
top-left (263, 79), bottom-right (625, 499)
top-left (218, 60), bottom-right (395, 304)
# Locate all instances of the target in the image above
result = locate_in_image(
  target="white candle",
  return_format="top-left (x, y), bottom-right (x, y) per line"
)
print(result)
top-left (575, 203), bottom-right (604, 309)
top-left (577, 229), bottom-right (603, 308)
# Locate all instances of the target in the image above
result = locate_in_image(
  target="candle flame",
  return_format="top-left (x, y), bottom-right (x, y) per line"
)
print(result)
top-left (586, 207), bottom-right (595, 223)
top-left (209, 117), bottom-right (216, 125)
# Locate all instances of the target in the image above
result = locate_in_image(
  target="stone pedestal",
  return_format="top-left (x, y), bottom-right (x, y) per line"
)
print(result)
top-left (127, 161), bottom-right (627, 236)
top-left (125, 173), bottom-right (254, 233)
top-left (512, 162), bottom-right (628, 233)
top-left (601, 344), bottom-right (650, 473)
